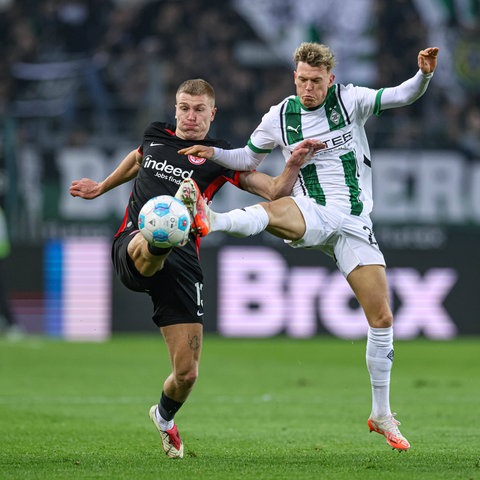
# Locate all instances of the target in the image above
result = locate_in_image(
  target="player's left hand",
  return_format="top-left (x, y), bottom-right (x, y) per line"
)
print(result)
top-left (418, 47), bottom-right (439, 74)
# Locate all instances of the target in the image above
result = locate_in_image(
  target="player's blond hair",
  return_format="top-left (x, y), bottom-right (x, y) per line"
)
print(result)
top-left (176, 79), bottom-right (215, 105)
top-left (293, 43), bottom-right (336, 71)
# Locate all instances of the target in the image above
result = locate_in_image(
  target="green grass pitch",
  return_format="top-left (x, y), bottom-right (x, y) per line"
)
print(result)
top-left (1, 335), bottom-right (479, 479)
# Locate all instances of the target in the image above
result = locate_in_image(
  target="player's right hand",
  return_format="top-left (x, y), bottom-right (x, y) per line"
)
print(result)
top-left (178, 145), bottom-right (214, 159)
top-left (289, 139), bottom-right (325, 166)
top-left (70, 178), bottom-right (101, 199)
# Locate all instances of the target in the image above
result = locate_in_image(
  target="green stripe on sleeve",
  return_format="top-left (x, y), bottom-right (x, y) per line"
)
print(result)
top-left (247, 139), bottom-right (272, 154)
top-left (374, 88), bottom-right (385, 116)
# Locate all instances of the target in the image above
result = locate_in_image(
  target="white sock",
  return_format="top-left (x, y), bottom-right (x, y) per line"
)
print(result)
top-left (155, 407), bottom-right (174, 431)
top-left (211, 204), bottom-right (269, 237)
top-left (366, 326), bottom-right (394, 419)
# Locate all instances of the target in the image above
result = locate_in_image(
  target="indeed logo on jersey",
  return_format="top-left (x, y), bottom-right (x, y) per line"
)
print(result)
top-left (143, 155), bottom-right (194, 184)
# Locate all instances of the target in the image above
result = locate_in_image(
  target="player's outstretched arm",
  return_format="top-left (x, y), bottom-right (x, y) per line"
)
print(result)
top-left (239, 139), bottom-right (324, 201)
top-left (379, 47), bottom-right (439, 110)
top-left (418, 47), bottom-right (439, 74)
top-left (70, 149), bottom-right (142, 199)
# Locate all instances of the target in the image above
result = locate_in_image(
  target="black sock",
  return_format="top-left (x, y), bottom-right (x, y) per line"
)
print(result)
top-left (147, 244), bottom-right (172, 256)
top-left (158, 391), bottom-right (184, 421)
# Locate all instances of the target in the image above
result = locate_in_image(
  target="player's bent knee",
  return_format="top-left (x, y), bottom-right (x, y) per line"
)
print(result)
top-left (174, 366), bottom-right (199, 388)
top-left (369, 312), bottom-right (393, 329)
top-left (135, 257), bottom-right (166, 277)
top-left (263, 198), bottom-right (306, 240)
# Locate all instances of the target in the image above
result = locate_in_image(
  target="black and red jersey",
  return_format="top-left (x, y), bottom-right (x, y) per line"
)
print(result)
top-left (115, 122), bottom-right (242, 257)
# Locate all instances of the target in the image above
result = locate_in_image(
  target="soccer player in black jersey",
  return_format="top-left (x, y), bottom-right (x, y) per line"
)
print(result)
top-left (70, 78), bottom-right (322, 458)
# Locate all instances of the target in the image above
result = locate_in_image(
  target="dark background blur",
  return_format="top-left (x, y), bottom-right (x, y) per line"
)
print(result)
top-left (0, 0), bottom-right (479, 338)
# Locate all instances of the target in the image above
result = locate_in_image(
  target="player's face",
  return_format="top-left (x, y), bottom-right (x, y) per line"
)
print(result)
top-left (175, 93), bottom-right (217, 140)
top-left (294, 62), bottom-right (335, 109)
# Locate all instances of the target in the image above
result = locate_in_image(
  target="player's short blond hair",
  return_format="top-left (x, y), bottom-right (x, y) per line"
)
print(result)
top-left (293, 43), bottom-right (336, 71)
top-left (176, 79), bottom-right (215, 105)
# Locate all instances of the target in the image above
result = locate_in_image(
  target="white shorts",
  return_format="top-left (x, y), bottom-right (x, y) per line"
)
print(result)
top-left (286, 197), bottom-right (386, 278)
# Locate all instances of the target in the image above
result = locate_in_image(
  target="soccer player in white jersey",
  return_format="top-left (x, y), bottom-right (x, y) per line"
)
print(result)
top-left (178, 43), bottom-right (439, 452)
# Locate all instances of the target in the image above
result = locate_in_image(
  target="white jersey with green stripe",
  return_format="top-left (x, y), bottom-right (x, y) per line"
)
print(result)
top-left (248, 84), bottom-right (383, 216)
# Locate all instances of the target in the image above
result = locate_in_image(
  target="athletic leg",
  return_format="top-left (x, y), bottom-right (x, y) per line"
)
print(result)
top-left (347, 265), bottom-right (410, 451)
top-left (347, 264), bottom-right (393, 331)
top-left (127, 232), bottom-right (172, 277)
top-left (160, 322), bottom-right (203, 405)
top-left (211, 197), bottom-right (307, 241)
top-left (347, 264), bottom-right (393, 417)
top-left (176, 176), bottom-right (307, 240)
top-left (150, 322), bottom-right (203, 458)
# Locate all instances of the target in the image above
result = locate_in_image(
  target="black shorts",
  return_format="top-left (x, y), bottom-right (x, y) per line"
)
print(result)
top-left (112, 232), bottom-right (204, 327)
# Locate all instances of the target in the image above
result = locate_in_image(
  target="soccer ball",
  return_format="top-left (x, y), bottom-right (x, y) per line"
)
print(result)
top-left (138, 195), bottom-right (191, 247)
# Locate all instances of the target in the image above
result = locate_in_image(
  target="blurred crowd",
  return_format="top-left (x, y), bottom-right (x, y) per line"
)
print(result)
top-left (0, 0), bottom-right (479, 156)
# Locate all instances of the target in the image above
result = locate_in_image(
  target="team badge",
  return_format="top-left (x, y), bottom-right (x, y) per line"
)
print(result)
top-left (187, 155), bottom-right (207, 165)
top-left (329, 108), bottom-right (341, 125)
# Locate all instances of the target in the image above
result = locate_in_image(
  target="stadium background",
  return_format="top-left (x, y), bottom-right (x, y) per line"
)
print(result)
top-left (1, 0), bottom-right (479, 339)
